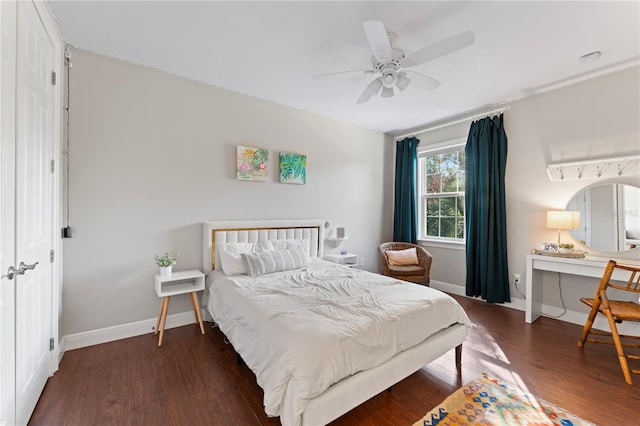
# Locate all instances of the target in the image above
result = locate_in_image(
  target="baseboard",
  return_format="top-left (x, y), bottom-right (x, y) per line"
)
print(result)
top-left (430, 280), bottom-right (639, 335)
top-left (62, 310), bottom-right (202, 353)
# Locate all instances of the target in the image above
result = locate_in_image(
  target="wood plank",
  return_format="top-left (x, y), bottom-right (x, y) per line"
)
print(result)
top-left (29, 294), bottom-right (639, 425)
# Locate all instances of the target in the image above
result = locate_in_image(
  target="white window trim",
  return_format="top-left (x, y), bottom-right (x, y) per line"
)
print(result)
top-left (417, 137), bottom-right (467, 246)
top-left (418, 239), bottom-right (466, 250)
top-left (417, 137), bottom-right (466, 157)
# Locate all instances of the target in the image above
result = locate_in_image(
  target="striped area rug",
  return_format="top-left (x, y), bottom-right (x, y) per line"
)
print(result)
top-left (414, 373), bottom-right (595, 426)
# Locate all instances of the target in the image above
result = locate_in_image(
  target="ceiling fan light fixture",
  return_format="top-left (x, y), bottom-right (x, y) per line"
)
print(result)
top-left (381, 86), bottom-right (394, 98)
top-left (396, 73), bottom-right (410, 91)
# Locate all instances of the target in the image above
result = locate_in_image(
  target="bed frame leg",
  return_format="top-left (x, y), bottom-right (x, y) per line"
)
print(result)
top-left (455, 344), bottom-right (462, 368)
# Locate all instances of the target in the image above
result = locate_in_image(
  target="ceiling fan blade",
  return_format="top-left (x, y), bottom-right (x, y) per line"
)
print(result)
top-left (362, 20), bottom-right (393, 63)
top-left (312, 69), bottom-right (374, 80)
top-left (356, 78), bottom-right (383, 104)
top-left (402, 30), bottom-right (475, 68)
top-left (404, 70), bottom-right (441, 91)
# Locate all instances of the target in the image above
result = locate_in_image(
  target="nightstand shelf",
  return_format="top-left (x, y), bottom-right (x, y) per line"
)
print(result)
top-left (324, 253), bottom-right (359, 267)
top-left (154, 269), bottom-right (205, 347)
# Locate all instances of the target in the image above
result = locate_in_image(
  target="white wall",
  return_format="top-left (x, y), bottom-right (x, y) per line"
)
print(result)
top-left (63, 48), bottom-right (639, 340)
top-left (62, 49), bottom-right (391, 337)
top-left (415, 66), bottom-right (640, 311)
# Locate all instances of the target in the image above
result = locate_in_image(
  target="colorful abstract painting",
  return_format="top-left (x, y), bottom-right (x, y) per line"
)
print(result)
top-left (279, 152), bottom-right (306, 184)
top-left (237, 145), bottom-right (268, 182)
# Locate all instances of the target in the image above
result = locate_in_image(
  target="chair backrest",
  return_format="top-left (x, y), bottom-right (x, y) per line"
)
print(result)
top-left (598, 260), bottom-right (640, 296)
top-left (379, 242), bottom-right (418, 257)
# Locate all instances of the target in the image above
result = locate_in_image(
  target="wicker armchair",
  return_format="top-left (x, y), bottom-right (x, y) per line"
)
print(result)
top-left (378, 242), bottom-right (432, 286)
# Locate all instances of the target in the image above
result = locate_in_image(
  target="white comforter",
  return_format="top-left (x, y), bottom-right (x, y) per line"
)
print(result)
top-left (206, 259), bottom-right (471, 425)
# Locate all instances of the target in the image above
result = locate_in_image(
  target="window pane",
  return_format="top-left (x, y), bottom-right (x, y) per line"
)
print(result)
top-left (426, 198), bottom-right (439, 216)
top-left (442, 173), bottom-right (458, 192)
top-left (426, 174), bottom-right (441, 193)
top-left (441, 152), bottom-right (458, 173)
top-left (425, 156), bottom-right (439, 174)
top-left (441, 197), bottom-right (456, 216)
top-left (440, 218), bottom-right (456, 238)
top-left (456, 196), bottom-right (465, 217)
top-left (426, 217), bottom-right (439, 236)
top-left (456, 218), bottom-right (465, 239)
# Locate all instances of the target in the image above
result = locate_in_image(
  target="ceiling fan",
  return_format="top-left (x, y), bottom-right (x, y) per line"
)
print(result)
top-left (313, 21), bottom-right (475, 104)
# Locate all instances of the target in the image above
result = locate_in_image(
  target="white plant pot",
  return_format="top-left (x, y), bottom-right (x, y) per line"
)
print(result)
top-left (559, 248), bottom-right (573, 254)
top-left (160, 266), bottom-right (172, 276)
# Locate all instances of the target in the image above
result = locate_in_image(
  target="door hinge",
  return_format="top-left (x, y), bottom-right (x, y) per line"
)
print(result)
top-left (51, 71), bottom-right (56, 85)
top-left (50, 249), bottom-right (54, 263)
top-left (49, 337), bottom-right (55, 351)
top-left (50, 159), bottom-right (55, 173)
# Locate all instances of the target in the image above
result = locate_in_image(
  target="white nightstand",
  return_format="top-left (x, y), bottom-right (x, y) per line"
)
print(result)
top-left (324, 253), bottom-right (359, 267)
top-left (154, 269), bottom-right (205, 347)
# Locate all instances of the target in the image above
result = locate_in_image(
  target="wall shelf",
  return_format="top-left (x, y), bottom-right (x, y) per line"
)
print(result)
top-left (546, 155), bottom-right (640, 181)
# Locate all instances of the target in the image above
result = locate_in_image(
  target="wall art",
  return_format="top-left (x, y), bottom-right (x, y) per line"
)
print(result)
top-left (279, 152), bottom-right (306, 184)
top-left (237, 145), bottom-right (268, 182)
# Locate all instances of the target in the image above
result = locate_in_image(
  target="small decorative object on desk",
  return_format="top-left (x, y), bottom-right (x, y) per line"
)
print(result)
top-left (154, 253), bottom-right (179, 276)
top-left (340, 249), bottom-right (347, 255)
top-left (559, 243), bottom-right (574, 253)
top-left (540, 242), bottom-right (558, 252)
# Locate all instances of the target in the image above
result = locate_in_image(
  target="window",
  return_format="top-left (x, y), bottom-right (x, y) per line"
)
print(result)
top-left (418, 139), bottom-right (466, 242)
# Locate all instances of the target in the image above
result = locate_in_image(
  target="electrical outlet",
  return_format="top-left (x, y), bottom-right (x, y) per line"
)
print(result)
top-left (514, 273), bottom-right (521, 285)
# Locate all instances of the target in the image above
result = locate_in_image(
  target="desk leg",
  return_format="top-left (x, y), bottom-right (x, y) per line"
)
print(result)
top-left (158, 296), bottom-right (170, 347)
top-left (191, 292), bottom-right (205, 335)
top-left (526, 261), bottom-right (542, 323)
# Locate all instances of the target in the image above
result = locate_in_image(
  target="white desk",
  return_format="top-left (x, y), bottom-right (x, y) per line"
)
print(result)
top-left (525, 254), bottom-right (638, 323)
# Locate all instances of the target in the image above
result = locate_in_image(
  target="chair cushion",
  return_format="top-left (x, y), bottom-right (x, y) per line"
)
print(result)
top-left (386, 248), bottom-right (419, 265)
top-left (389, 264), bottom-right (424, 276)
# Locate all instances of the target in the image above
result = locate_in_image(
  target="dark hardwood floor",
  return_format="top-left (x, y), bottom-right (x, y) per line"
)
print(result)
top-left (30, 294), bottom-right (639, 425)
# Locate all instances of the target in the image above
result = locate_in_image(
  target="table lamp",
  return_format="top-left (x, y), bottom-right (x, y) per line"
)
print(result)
top-left (546, 210), bottom-right (580, 244)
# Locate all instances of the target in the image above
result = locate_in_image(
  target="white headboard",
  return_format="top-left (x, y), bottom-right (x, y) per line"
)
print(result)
top-left (202, 219), bottom-right (325, 274)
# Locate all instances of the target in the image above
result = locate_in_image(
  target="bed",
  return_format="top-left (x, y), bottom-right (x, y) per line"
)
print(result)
top-left (202, 219), bottom-right (471, 426)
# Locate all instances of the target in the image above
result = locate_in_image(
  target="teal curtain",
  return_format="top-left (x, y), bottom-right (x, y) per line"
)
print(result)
top-left (393, 137), bottom-right (420, 243)
top-left (465, 114), bottom-right (510, 303)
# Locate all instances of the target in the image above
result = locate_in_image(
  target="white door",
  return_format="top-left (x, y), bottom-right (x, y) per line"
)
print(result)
top-left (0, 1), bottom-right (18, 424)
top-left (14, 1), bottom-right (55, 424)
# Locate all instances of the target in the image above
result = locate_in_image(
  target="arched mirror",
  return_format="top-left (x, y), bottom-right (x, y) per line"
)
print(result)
top-left (567, 183), bottom-right (640, 252)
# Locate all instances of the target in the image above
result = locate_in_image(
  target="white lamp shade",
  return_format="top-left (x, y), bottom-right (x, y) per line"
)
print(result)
top-left (546, 210), bottom-right (580, 230)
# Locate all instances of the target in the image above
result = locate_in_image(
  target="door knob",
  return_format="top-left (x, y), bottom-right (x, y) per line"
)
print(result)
top-left (2, 266), bottom-right (22, 280)
top-left (18, 261), bottom-right (39, 273)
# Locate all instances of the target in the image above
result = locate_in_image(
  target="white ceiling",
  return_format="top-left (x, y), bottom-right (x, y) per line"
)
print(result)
top-left (50, 1), bottom-right (640, 135)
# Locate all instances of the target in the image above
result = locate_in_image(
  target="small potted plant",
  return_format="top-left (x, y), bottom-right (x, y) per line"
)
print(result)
top-left (154, 253), bottom-right (178, 276)
top-left (558, 243), bottom-right (574, 254)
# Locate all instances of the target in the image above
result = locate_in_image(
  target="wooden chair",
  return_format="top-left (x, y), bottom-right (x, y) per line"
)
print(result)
top-left (578, 260), bottom-right (640, 385)
top-left (378, 242), bottom-right (432, 286)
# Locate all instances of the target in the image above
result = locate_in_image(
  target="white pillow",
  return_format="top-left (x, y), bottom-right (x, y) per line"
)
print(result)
top-left (242, 247), bottom-right (310, 277)
top-left (218, 242), bottom-right (255, 275)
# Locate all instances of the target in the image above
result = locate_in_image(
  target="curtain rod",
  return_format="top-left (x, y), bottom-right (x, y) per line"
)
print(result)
top-left (394, 105), bottom-right (511, 140)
